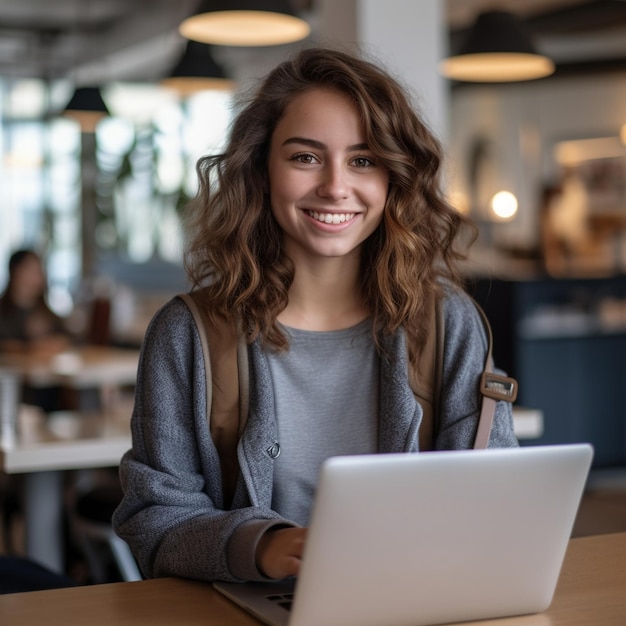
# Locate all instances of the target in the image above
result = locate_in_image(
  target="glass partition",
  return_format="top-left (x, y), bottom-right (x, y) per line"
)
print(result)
top-left (0, 77), bottom-right (233, 325)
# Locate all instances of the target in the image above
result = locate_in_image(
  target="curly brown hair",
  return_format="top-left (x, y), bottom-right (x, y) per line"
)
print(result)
top-left (183, 46), bottom-right (475, 364)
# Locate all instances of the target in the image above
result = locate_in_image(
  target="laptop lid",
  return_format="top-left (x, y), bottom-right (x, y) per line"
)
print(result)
top-left (214, 443), bottom-right (593, 626)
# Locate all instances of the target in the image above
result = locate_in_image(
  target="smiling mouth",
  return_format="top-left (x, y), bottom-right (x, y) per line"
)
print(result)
top-left (305, 210), bottom-right (357, 225)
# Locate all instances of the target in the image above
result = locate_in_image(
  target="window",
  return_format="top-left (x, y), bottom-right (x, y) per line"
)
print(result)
top-left (0, 78), bottom-right (233, 315)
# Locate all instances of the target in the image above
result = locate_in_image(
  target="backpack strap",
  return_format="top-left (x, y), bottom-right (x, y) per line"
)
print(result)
top-left (178, 292), bottom-right (248, 506)
top-left (408, 296), bottom-right (518, 450)
top-left (472, 304), bottom-right (518, 448)
top-left (407, 296), bottom-right (442, 452)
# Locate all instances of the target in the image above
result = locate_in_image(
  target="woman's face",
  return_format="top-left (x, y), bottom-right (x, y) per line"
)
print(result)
top-left (12, 254), bottom-right (46, 301)
top-left (267, 87), bottom-right (389, 266)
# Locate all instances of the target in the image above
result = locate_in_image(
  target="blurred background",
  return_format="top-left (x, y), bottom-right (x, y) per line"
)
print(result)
top-left (1, 0), bottom-right (625, 336)
top-left (1, 2), bottom-right (626, 579)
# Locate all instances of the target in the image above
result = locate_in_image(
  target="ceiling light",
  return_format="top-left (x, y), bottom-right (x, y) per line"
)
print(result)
top-left (62, 86), bottom-right (110, 133)
top-left (440, 10), bottom-right (555, 83)
top-left (161, 41), bottom-right (235, 96)
top-left (179, 0), bottom-right (310, 47)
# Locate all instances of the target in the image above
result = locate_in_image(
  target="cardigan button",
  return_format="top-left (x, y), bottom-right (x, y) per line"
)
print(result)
top-left (266, 442), bottom-right (281, 459)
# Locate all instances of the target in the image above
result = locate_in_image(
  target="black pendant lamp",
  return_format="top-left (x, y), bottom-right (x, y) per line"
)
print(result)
top-left (440, 10), bottom-right (555, 83)
top-left (161, 41), bottom-right (235, 96)
top-left (63, 86), bottom-right (110, 133)
top-left (179, 0), bottom-right (310, 47)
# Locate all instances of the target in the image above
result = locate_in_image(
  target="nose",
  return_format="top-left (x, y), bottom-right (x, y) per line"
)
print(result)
top-left (316, 162), bottom-right (349, 201)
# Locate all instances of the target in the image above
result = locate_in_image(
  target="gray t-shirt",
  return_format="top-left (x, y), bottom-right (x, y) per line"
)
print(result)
top-left (265, 319), bottom-right (379, 526)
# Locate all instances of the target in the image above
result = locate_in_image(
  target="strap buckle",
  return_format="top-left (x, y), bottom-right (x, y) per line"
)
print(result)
top-left (480, 372), bottom-right (518, 403)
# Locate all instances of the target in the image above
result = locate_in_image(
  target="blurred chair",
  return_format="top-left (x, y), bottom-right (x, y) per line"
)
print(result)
top-left (70, 483), bottom-right (141, 583)
top-left (0, 474), bottom-right (20, 556)
top-left (0, 555), bottom-right (77, 593)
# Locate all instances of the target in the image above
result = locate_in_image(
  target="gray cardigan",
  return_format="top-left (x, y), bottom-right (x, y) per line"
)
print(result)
top-left (113, 290), bottom-right (518, 583)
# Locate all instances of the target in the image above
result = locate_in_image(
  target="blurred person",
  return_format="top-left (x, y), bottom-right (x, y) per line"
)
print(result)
top-left (0, 249), bottom-right (75, 412)
top-left (0, 249), bottom-right (71, 356)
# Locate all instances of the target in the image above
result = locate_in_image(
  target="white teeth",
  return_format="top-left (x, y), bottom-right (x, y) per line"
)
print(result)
top-left (307, 211), bottom-right (355, 224)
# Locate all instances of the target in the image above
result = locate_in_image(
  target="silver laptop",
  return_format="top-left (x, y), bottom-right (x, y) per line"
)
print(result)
top-left (214, 444), bottom-right (593, 626)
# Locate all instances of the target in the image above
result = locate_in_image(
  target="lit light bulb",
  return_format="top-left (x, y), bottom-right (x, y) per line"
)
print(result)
top-left (490, 191), bottom-right (518, 220)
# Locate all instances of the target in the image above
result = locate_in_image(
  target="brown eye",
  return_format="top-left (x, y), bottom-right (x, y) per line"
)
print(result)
top-left (353, 156), bottom-right (375, 168)
top-left (292, 152), bottom-right (317, 164)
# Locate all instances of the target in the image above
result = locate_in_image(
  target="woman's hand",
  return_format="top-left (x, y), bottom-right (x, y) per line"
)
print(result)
top-left (256, 527), bottom-right (307, 580)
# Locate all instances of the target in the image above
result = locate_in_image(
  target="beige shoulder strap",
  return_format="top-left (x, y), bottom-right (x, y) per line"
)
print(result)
top-left (408, 296), bottom-right (518, 450)
top-left (472, 303), bottom-right (518, 448)
top-left (407, 297), bottom-right (442, 452)
top-left (178, 292), bottom-right (248, 505)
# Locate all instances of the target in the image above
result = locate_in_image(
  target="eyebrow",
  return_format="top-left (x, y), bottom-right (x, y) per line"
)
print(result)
top-left (282, 137), bottom-right (370, 152)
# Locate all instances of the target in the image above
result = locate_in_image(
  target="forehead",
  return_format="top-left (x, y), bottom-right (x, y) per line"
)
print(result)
top-left (273, 86), bottom-right (364, 137)
top-left (15, 254), bottom-right (39, 269)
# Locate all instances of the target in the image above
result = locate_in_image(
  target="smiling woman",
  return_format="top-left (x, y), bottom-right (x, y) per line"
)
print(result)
top-left (267, 86), bottom-right (389, 314)
top-left (112, 47), bottom-right (519, 586)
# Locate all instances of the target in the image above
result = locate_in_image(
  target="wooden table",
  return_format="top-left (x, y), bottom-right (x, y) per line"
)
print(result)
top-left (0, 533), bottom-right (623, 626)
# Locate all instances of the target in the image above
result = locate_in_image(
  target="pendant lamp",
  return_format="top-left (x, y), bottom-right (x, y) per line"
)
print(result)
top-left (161, 41), bottom-right (235, 96)
top-left (179, 0), bottom-right (310, 47)
top-left (63, 86), bottom-right (110, 133)
top-left (440, 10), bottom-right (555, 83)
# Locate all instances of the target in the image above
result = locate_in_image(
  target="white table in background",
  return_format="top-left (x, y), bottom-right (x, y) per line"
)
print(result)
top-left (0, 345), bottom-right (140, 395)
top-left (0, 404), bottom-right (132, 574)
top-left (0, 345), bottom-right (139, 572)
top-left (512, 406), bottom-right (544, 440)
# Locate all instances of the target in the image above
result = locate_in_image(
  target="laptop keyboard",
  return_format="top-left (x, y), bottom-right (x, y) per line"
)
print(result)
top-left (266, 592), bottom-right (294, 611)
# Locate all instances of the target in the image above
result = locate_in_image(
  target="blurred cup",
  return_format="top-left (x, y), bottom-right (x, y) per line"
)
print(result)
top-left (0, 368), bottom-right (21, 447)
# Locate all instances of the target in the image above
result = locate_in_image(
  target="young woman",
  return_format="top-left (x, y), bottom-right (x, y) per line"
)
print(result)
top-left (113, 47), bottom-right (518, 584)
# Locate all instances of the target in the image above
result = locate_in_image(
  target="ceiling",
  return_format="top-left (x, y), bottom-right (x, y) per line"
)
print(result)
top-left (0, 0), bottom-right (626, 85)
top-left (0, 0), bottom-right (199, 82)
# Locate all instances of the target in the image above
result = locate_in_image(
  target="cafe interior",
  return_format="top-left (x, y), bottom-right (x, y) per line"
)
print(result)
top-left (1, 0), bottom-right (626, 598)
